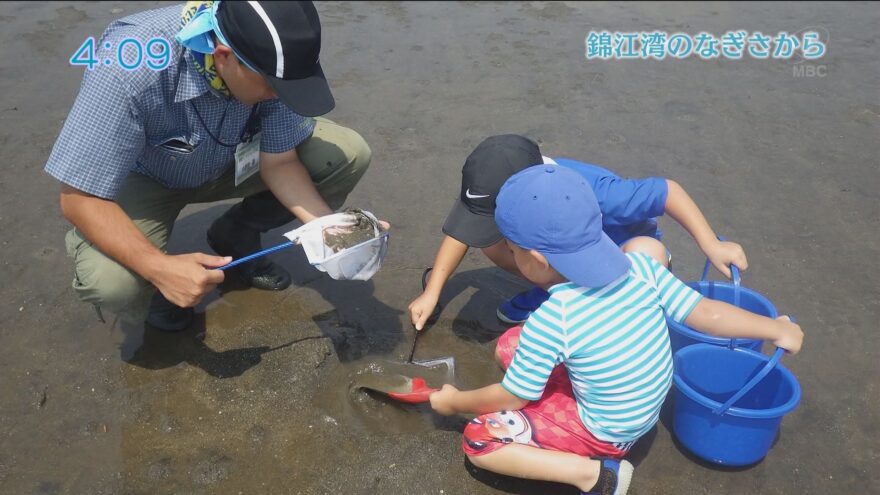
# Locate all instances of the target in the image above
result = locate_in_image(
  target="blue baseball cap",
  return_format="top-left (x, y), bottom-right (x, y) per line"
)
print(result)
top-left (495, 165), bottom-right (631, 288)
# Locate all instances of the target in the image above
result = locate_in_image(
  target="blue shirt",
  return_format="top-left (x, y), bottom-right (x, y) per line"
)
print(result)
top-left (44, 5), bottom-right (315, 199)
top-left (502, 252), bottom-right (703, 443)
top-left (551, 157), bottom-right (669, 246)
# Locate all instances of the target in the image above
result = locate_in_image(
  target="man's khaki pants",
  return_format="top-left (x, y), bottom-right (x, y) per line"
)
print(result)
top-left (65, 118), bottom-right (371, 323)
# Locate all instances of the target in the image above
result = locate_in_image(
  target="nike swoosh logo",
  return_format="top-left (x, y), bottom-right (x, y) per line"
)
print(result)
top-left (465, 189), bottom-right (490, 199)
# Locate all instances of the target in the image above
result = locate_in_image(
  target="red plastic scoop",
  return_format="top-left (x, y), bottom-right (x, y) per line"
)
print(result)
top-left (359, 375), bottom-right (440, 404)
top-left (387, 377), bottom-right (440, 404)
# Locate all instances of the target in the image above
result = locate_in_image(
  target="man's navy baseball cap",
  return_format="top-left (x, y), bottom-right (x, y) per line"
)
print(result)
top-left (442, 135), bottom-right (543, 248)
top-left (495, 165), bottom-right (631, 288)
top-left (217, 1), bottom-right (334, 116)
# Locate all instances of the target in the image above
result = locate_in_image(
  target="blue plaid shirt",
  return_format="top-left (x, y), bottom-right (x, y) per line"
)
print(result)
top-left (45, 5), bottom-right (316, 199)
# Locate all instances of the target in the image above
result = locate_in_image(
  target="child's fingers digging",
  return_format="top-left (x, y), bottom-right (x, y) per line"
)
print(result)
top-left (414, 310), bottom-right (427, 331)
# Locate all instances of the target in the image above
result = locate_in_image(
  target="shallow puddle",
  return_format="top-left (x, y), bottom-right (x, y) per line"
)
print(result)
top-left (311, 315), bottom-right (507, 435)
top-left (99, 282), bottom-right (512, 493)
top-left (313, 358), bottom-right (451, 435)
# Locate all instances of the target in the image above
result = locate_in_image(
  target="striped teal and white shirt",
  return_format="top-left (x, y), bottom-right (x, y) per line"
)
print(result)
top-left (501, 252), bottom-right (703, 443)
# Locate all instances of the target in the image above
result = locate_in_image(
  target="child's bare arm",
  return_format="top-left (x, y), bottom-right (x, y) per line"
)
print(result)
top-left (408, 235), bottom-right (468, 330)
top-left (684, 298), bottom-right (804, 354)
top-left (664, 179), bottom-right (748, 278)
top-left (430, 383), bottom-right (529, 416)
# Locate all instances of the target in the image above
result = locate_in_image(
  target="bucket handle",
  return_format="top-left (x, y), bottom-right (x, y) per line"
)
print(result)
top-left (712, 316), bottom-right (795, 415)
top-left (700, 236), bottom-right (742, 349)
top-left (700, 236), bottom-right (742, 307)
top-left (700, 260), bottom-right (741, 305)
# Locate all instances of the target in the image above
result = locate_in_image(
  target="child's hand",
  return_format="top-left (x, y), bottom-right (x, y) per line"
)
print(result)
top-left (429, 384), bottom-right (460, 416)
top-left (772, 315), bottom-right (803, 355)
top-left (705, 240), bottom-right (748, 279)
top-left (408, 292), bottom-right (439, 331)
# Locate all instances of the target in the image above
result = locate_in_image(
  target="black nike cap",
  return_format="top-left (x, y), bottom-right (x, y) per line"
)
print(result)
top-left (442, 135), bottom-right (543, 248)
top-left (217, 1), bottom-right (334, 117)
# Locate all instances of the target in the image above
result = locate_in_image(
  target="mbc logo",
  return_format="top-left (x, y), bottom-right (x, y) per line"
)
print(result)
top-left (793, 64), bottom-right (827, 78)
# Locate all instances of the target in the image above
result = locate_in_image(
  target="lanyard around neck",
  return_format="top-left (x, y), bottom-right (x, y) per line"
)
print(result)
top-left (189, 100), bottom-right (260, 148)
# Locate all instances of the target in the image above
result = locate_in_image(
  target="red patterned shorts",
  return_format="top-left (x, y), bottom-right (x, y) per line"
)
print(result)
top-left (462, 326), bottom-right (631, 458)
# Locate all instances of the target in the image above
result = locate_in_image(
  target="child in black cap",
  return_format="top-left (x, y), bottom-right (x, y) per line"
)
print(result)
top-left (408, 134), bottom-right (749, 330)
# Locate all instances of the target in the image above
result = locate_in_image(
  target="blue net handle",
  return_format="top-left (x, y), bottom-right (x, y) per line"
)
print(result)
top-left (217, 241), bottom-right (295, 270)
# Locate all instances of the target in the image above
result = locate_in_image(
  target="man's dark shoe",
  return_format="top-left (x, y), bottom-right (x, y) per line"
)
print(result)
top-left (146, 292), bottom-right (194, 332)
top-left (207, 214), bottom-right (292, 291)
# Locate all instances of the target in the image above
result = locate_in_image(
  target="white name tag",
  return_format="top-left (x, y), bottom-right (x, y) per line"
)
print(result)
top-left (234, 131), bottom-right (261, 186)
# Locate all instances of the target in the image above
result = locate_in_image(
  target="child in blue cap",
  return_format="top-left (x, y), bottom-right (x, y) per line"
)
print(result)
top-left (408, 134), bottom-right (749, 331)
top-left (429, 165), bottom-right (803, 494)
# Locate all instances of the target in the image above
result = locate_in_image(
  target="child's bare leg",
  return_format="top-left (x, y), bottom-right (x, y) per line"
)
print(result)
top-left (468, 444), bottom-right (600, 492)
top-left (621, 236), bottom-right (669, 267)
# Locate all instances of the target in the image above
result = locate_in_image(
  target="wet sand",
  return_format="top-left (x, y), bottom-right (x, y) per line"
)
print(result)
top-left (1, 1), bottom-right (878, 494)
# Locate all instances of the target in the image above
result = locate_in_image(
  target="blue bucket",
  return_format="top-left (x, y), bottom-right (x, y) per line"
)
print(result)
top-left (672, 344), bottom-right (801, 466)
top-left (667, 256), bottom-right (776, 354)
